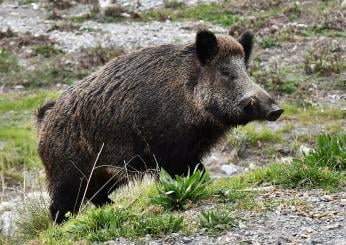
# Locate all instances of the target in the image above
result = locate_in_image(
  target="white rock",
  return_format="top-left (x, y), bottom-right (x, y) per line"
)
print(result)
top-left (249, 163), bottom-right (257, 170)
top-left (342, 0), bottom-right (346, 9)
top-left (280, 156), bottom-right (293, 164)
top-left (31, 3), bottom-right (39, 10)
top-left (221, 164), bottom-right (239, 175)
top-left (14, 85), bottom-right (24, 90)
top-left (298, 145), bottom-right (311, 156)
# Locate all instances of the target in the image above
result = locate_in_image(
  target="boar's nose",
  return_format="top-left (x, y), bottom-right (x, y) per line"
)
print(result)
top-left (238, 95), bottom-right (283, 122)
top-left (265, 104), bottom-right (283, 121)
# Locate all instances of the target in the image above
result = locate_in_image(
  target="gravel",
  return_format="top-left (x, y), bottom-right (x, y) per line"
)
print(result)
top-left (0, 0), bottom-right (225, 52)
top-left (105, 0), bottom-right (218, 11)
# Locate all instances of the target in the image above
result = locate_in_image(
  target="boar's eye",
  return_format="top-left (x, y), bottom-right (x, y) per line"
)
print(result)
top-left (220, 70), bottom-right (236, 80)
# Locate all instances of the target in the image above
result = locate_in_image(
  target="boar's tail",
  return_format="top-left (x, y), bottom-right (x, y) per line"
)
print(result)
top-left (36, 101), bottom-right (56, 128)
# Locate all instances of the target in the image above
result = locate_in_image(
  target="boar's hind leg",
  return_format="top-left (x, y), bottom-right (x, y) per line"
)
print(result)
top-left (88, 193), bottom-right (113, 207)
top-left (86, 171), bottom-right (127, 207)
top-left (49, 176), bottom-right (86, 224)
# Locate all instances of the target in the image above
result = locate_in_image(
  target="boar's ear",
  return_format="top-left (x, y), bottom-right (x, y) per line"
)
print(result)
top-left (196, 30), bottom-right (218, 65)
top-left (238, 31), bottom-right (254, 66)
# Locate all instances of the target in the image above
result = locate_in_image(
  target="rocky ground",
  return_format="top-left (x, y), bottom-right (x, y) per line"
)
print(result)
top-left (0, 0), bottom-right (345, 243)
top-left (109, 188), bottom-right (346, 244)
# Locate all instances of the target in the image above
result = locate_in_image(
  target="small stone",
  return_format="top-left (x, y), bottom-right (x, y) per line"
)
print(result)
top-left (322, 223), bottom-right (342, 230)
top-left (249, 163), bottom-right (257, 170)
top-left (280, 156), bottom-right (293, 164)
top-left (298, 145), bottom-right (311, 156)
top-left (221, 164), bottom-right (239, 175)
top-left (278, 146), bottom-right (290, 155)
top-left (31, 3), bottom-right (39, 10)
top-left (302, 227), bottom-right (315, 233)
top-left (342, 0), bottom-right (346, 9)
top-left (182, 237), bottom-right (191, 243)
top-left (270, 24), bottom-right (279, 33)
top-left (14, 85), bottom-right (24, 90)
top-left (320, 195), bottom-right (334, 202)
top-left (238, 222), bottom-right (247, 229)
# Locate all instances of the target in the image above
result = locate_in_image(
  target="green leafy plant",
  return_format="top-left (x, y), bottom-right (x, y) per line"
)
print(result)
top-left (199, 210), bottom-right (236, 230)
top-left (151, 166), bottom-right (211, 210)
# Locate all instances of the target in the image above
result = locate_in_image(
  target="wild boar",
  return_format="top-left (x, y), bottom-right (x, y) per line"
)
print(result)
top-left (37, 29), bottom-right (283, 223)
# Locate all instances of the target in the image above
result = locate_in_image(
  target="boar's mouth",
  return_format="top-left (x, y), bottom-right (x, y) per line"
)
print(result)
top-left (206, 98), bottom-right (283, 127)
top-left (205, 102), bottom-right (251, 127)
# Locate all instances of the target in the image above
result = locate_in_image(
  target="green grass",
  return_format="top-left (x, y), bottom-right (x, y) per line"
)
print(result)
top-left (0, 90), bottom-right (59, 114)
top-left (12, 194), bottom-right (51, 244)
top-left (247, 161), bottom-right (343, 191)
top-left (17, 0), bottom-right (37, 5)
top-left (249, 62), bottom-right (301, 95)
top-left (151, 167), bottom-right (211, 210)
top-left (0, 90), bottom-right (60, 183)
top-left (258, 36), bottom-right (279, 49)
top-left (239, 134), bottom-right (346, 191)
top-left (33, 45), bottom-right (64, 58)
top-left (237, 123), bottom-right (283, 145)
top-left (304, 134), bottom-right (346, 171)
top-left (304, 42), bottom-right (344, 76)
top-left (281, 103), bottom-right (344, 125)
top-left (39, 207), bottom-right (184, 243)
top-left (142, 3), bottom-right (238, 27)
top-left (0, 49), bottom-right (19, 74)
top-left (1, 62), bottom-right (87, 87)
top-left (163, 0), bottom-right (185, 9)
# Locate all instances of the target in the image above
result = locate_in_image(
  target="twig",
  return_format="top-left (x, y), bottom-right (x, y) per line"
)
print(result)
top-left (79, 143), bottom-right (104, 213)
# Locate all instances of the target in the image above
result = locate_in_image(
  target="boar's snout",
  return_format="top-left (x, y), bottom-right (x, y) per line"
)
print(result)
top-left (238, 95), bottom-right (283, 123)
top-left (265, 104), bottom-right (283, 121)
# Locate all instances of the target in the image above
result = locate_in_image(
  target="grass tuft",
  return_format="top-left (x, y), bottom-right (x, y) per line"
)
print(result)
top-left (41, 207), bottom-right (184, 242)
top-left (13, 193), bottom-right (51, 244)
top-left (304, 134), bottom-right (346, 171)
top-left (33, 44), bottom-right (64, 58)
top-left (143, 4), bottom-right (238, 27)
top-left (199, 210), bottom-right (236, 231)
top-left (0, 49), bottom-right (19, 73)
top-left (151, 167), bottom-right (211, 210)
top-left (249, 161), bottom-right (343, 191)
top-left (304, 42), bottom-right (344, 75)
